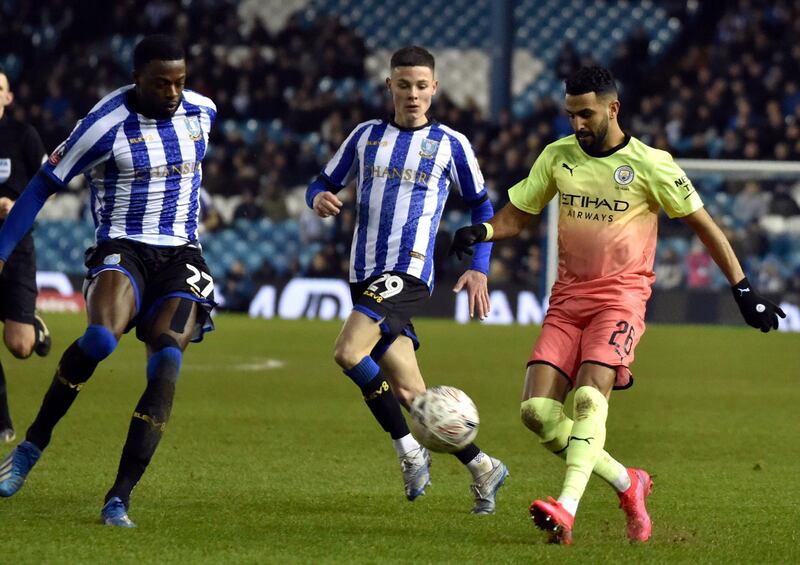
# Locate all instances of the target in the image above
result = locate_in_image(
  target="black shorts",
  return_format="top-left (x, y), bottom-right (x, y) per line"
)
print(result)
top-left (0, 232), bottom-right (37, 325)
top-left (84, 239), bottom-right (216, 342)
top-left (350, 271), bottom-right (430, 358)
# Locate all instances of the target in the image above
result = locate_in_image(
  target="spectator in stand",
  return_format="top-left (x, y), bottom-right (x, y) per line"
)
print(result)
top-left (555, 43), bottom-right (581, 80)
top-left (307, 243), bottom-right (342, 278)
top-left (223, 260), bottom-right (254, 312)
top-left (732, 182), bottom-right (770, 225)
top-left (686, 238), bottom-right (713, 288)
top-left (769, 183), bottom-right (800, 216)
top-left (756, 256), bottom-right (786, 294)
top-left (654, 248), bottom-right (684, 289)
top-left (260, 181), bottom-right (290, 222)
top-left (233, 190), bottom-right (262, 221)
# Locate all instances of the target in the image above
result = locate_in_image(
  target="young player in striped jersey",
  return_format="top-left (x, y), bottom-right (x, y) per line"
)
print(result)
top-left (451, 66), bottom-right (785, 543)
top-left (0, 35), bottom-right (217, 528)
top-left (306, 46), bottom-right (508, 514)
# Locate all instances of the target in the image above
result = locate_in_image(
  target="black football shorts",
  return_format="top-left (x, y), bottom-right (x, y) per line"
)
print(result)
top-left (84, 238), bottom-right (216, 342)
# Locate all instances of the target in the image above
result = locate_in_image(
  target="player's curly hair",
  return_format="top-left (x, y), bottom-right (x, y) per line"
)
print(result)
top-left (391, 46), bottom-right (435, 71)
top-left (565, 66), bottom-right (617, 97)
top-left (133, 35), bottom-right (185, 71)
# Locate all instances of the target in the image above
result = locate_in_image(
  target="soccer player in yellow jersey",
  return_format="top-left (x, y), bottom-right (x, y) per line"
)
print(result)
top-left (450, 66), bottom-right (785, 544)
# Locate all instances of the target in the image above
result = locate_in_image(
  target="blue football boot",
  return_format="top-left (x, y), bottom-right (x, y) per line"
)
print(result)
top-left (0, 440), bottom-right (42, 497)
top-left (101, 496), bottom-right (137, 528)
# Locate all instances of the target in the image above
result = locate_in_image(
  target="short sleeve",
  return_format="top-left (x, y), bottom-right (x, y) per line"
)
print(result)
top-left (322, 122), bottom-right (373, 188)
top-left (647, 151), bottom-right (704, 218)
top-left (447, 133), bottom-right (486, 204)
top-left (40, 100), bottom-right (127, 188)
top-left (508, 145), bottom-right (557, 214)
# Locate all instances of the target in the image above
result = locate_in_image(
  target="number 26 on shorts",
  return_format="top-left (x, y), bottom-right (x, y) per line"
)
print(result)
top-left (608, 320), bottom-right (635, 356)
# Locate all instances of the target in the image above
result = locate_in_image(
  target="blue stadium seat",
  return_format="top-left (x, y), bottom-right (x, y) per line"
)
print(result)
top-left (299, 242), bottom-right (323, 270)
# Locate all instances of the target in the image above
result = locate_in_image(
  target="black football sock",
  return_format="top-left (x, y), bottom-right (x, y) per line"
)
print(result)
top-left (345, 356), bottom-right (410, 439)
top-left (105, 346), bottom-right (181, 507)
top-left (26, 340), bottom-right (99, 450)
top-left (362, 374), bottom-right (411, 439)
top-left (453, 442), bottom-right (481, 465)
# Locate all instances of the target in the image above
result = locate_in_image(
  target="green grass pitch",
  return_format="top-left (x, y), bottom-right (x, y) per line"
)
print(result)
top-left (1, 313), bottom-right (798, 563)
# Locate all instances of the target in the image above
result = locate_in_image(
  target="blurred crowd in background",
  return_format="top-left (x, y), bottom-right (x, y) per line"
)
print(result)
top-left (2, 0), bottom-right (799, 310)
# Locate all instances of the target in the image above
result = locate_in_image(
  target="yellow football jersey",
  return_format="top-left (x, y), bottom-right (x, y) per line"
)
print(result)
top-left (509, 134), bottom-right (703, 302)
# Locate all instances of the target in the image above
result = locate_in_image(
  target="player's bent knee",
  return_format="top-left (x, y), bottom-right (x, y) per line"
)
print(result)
top-left (520, 397), bottom-right (562, 441)
top-left (333, 340), bottom-right (366, 370)
top-left (77, 324), bottom-right (119, 362)
top-left (573, 385), bottom-right (605, 419)
top-left (147, 334), bottom-right (182, 384)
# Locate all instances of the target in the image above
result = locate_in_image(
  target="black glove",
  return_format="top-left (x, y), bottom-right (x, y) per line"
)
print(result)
top-left (448, 224), bottom-right (488, 260)
top-left (731, 277), bottom-right (786, 332)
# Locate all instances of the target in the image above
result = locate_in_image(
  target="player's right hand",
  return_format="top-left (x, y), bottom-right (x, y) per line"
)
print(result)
top-left (448, 224), bottom-right (488, 260)
top-left (0, 197), bottom-right (13, 219)
top-left (0, 259), bottom-right (5, 275)
top-left (312, 191), bottom-right (342, 218)
top-left (731, 277), bottom-right (786, 332)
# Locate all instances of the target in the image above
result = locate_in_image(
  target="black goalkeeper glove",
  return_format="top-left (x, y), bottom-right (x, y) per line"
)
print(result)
top-left (731, 277), bottom-right (786, 332)
top-left (448, 224), bottom-right (488, 260)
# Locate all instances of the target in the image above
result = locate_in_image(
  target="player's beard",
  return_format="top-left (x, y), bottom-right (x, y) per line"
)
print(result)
top-left (577, 117), bottom-right (609, 153)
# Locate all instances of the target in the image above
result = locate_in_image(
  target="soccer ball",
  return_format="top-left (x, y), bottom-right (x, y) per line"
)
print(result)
top-left (409, 386), bottom-right (479, 453)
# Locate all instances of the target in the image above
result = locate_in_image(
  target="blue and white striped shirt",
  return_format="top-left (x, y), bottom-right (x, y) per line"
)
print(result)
top-left (42, 85), bottom-right (216, 246)
top-left (317, 119), bottom-right (491, 289)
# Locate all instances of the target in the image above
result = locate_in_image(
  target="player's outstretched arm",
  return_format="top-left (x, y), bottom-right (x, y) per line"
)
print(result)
top-left (449, 202), bottom-right (533, 259)
top-left (0, 173), bottom-right (58, 274)
top-left (682, 208), bottom-right (785, 332)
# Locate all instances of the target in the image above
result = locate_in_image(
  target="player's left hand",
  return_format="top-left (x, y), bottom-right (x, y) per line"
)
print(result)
top-left (0, 259), bottom-right (4, 274)
top-left (453, 269), bottom-right (490, 320)
top-left (731, 277), bottom-right (786, 332)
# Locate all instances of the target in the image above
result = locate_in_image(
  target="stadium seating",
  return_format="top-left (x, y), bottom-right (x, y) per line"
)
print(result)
top-left (7, 0), bottom-right (798, 306)
top-left (309, 0), bottom-right (680, 116)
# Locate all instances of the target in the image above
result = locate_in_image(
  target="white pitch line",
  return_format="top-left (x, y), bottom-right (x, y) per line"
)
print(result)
top-left (234, 359), bottom-right (286, 371)
top-left (184, 359), bottom-right (286, 372)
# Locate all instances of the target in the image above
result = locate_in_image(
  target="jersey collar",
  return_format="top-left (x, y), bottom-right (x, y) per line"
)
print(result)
top-left (579, 133), bottom-right (631, 158)
top-left (389, 117), bottom-right (434, 131)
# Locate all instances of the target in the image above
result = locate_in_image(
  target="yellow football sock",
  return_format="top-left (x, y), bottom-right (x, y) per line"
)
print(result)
top-left (561, 386), bottom-right (608, 502)
top-left (520, 396), bottom-right (629, 491)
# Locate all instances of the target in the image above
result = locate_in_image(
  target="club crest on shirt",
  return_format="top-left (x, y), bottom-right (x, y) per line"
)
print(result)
top-left (613, 165), bottom-right (635, 186)
top-left (103, 253), bottom-right (121, 265)
top-left (48, 141), bottom-right (67, 166)
top-left (0, 158), bottom-right (11, 183)
top-left (184, 116), bottom-right (203, 141)
top-left (419, 138), bottom-right (439, 159)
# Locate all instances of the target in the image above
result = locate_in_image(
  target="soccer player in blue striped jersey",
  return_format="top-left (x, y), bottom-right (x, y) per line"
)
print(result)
top-left (306, 46), bottom-right (508, 514)
top-left (0, 35), bottom-right (217, 527)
